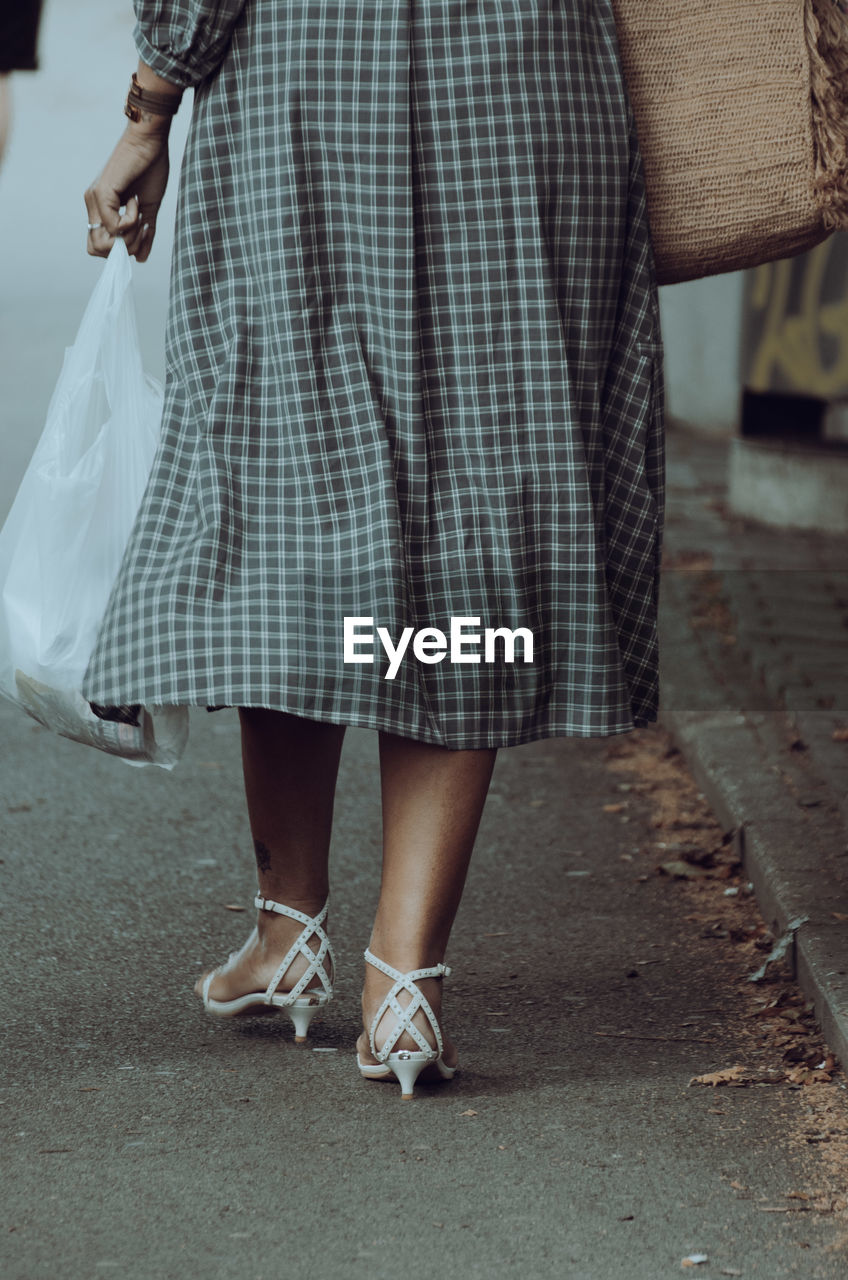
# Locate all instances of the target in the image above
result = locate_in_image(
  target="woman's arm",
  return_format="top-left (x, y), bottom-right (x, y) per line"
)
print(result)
top-left (83, 59), bottom-right (182, 262)
top-left (83, 1), bottom-right (248, 260)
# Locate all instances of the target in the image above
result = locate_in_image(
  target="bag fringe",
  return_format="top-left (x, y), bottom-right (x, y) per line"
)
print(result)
top-left (808, 0), bottom-right (848, 229)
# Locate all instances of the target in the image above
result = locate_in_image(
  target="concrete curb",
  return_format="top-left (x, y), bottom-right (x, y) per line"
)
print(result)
top-left (659, 624), bottom-right (848, 1071)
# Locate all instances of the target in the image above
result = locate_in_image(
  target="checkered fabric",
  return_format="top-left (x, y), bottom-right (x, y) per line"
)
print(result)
top-left (82, 0), bottom-right (666, 748)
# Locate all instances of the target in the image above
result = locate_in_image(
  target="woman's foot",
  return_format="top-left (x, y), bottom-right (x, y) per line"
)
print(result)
top-left (194, 905), bottom-right (331, 1005)
top-left (356, 967), bottom-right (459, 1071)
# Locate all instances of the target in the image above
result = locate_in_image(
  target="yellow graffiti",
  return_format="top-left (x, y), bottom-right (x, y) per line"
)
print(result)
top-left (747, 236), bottom-right (848, 396)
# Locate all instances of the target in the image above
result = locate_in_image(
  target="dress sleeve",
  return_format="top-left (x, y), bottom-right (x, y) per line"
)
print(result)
top-left (132, 0), bottom-right (249, 89)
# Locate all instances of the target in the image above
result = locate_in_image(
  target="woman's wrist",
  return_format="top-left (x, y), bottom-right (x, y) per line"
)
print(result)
top-left (125, 111), bottom-right (173, 142)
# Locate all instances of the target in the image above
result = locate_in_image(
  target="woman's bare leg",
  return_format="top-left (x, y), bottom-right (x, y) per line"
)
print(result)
top-left (357, 733), bottom-right (498, 1065)
top-left (195, 709), bottom-right (346, 1002)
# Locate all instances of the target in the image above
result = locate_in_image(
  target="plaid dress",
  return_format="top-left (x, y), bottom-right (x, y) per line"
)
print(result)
top-left (82, 0), bottom-right (666, 749)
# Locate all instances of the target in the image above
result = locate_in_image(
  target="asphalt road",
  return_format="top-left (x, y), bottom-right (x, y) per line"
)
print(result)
top-left (3, 3), bottom-right (848, 1278)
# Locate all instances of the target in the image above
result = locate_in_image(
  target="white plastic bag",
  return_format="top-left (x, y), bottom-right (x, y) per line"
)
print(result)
top-left (0, 238), bottom-right (189, 768)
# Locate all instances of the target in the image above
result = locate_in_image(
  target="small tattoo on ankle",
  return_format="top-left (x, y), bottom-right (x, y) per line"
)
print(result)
top-left (253, 839), bottom-right (272, 873)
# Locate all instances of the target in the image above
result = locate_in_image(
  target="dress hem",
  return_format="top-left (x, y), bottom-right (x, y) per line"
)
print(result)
top-left (86, 694), bottom-right (658, 749)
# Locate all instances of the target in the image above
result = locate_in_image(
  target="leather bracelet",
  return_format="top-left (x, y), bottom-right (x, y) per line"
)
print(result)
top-left (124, 71), bottom-right (182, 122)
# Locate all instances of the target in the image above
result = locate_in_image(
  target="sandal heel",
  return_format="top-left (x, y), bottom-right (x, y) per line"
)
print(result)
top-left (387, 1051), bottom-right (437, 1100)
top-left (287, 997), bottom-right (325, 1043)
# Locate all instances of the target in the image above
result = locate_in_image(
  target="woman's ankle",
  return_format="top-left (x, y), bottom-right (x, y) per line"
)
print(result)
top-left (367, 928), bottom-right (448, 974)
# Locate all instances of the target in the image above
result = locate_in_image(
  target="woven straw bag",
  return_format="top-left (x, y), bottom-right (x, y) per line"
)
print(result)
top-left (611, 0), bottom-right (848, 285)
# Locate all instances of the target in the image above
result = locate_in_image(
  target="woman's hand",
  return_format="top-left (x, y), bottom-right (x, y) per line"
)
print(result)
top-left (84, 121), bottom-right (171, 262)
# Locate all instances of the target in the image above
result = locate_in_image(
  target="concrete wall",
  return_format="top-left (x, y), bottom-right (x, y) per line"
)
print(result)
top-left (658, 273), bottom-right (745, 435)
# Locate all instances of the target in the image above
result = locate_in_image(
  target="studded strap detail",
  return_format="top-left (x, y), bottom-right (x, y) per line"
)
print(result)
top-left (363, 948), bottom-right (451, 1063)
top-left (255, 896), bottom-right (335, 1003)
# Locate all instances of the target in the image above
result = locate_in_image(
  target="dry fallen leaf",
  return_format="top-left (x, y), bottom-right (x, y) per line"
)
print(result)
top-left (831, 727), bottom-right (848, 742)
top-left (660, 860), bottom-right (713, 880)
top-left (603, 802), bottom-right (626, 813)
top-left (459, 1109), bottom-right (478, 1117)
top-left (787, 1066), bottom-right (833, 1085)
top-left (689, 1065), bottom-right (744, 1087)
top-left (681, 1255), bottom-right (708, 1268)
top-left (830, 912), bottom-right (848, 922)
top-left (224, 904), bottom-right (246, 912)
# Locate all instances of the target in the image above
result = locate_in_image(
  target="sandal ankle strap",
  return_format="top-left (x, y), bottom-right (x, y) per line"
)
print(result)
top-left (363, 948), bottom-right (451, 985)
top-left (255, 895), bottom-right (329, 928)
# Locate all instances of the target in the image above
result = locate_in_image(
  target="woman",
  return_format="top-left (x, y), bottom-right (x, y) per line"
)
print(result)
top-left (82, 0), bottom-right (664, 1100)
top-left (0, 0), bottom-right (44, 168)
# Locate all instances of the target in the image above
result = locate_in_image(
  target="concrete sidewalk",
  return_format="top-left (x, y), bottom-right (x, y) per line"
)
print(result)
top-left (659, 423), bottom-right (848, 1069)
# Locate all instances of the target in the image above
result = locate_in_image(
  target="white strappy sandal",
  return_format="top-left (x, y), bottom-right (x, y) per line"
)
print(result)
top-left (199, 895), bottom-right (335, 1042)
top-left (356, 949), bottom-right (458, 1099)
